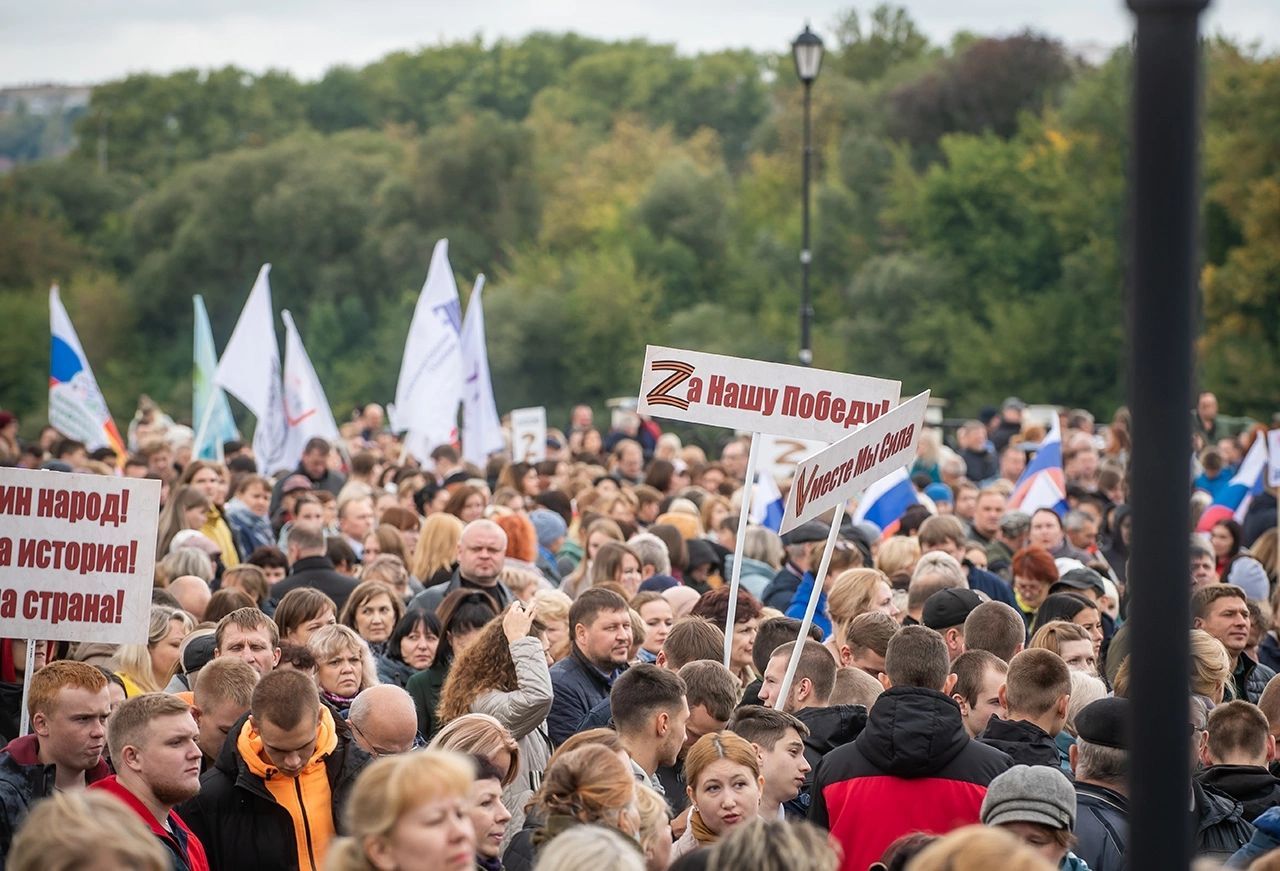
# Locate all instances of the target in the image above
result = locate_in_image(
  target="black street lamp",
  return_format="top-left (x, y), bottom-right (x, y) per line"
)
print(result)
top-left (792, 24), bottom-right (823, 366)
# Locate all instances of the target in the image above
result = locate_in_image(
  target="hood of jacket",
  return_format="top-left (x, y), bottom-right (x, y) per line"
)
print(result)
top-left (855, 686), bottom-right (972, 778)
top-left (1194, 779), bottom-right (1246, 834)
top-left (978, 717), bottom-right (1062, 767)
top-left (796, 704), bottom-right (867, 758)
top-left (236, 704), bottom-right (338, 782)
top-left (1198, 764), bottom-right (1280, 808)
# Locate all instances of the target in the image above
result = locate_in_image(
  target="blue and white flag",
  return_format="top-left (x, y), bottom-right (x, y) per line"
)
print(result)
top-left (750, 470), bottom-right (786, 532)
top-left (1198, 433), bottom-right (1268, 532)
top-left (390, 239), bottom-right (464, 462)
top-left (459, 275), bottom-right (505, 467)
top-left (49, 286), bottom-right (125, 459)
top-left (851, 467), bottom-right (919, 538)
top-left (192, 295), bottom-right (240, 461)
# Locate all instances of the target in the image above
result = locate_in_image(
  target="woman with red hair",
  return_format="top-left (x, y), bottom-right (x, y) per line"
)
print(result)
top-left (1011, 546), bottom-right (1059, 630)
top-left (494, 513), bottom-right (538, 568)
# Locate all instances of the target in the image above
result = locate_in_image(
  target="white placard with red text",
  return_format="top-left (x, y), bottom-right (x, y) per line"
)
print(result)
top-left (779, 391), bottom-right (930, 534)
top-left (0, 468), bottom-right (159, 644)
top-left (510, 406), bottom-right (547, 463)
top-left (636, 346), bottom-right (901, 441)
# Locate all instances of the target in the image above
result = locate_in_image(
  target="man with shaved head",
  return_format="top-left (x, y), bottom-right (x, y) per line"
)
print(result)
top-left (348, 685), bottom-right (420, 757)
top-left (167, 576), bottom-right (211, 622)
top-left (411, 519), bottom-right (513, 612)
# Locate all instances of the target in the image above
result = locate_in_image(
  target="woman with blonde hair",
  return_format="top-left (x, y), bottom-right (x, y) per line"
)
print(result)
top-left (828, 568), bottom-right (900, 633)
top-left (326, 750), bottom-right (477, 871)
top-left (1191, 627), bottom-right (1232, 705)
top-left (220, 564), bottom-right (269, 608)
top-left (533, 589), bottom-right (573, 662)
top-left (339, 580), bottom-right (405, 657)
top-left (436, 602), bottom-right (552, 841)
top-left (672, 731), bottom-right (764, 859)
top-left (361, 554), bottom-right (415, 604)
top-left (412, 511), bottom-right (465, 588)
top-left (633, 783), bottom-right (673, 871)
top-left (709, 818), bottom-right (840, 871)
top-left (561, 519), bottom-right (625, 599)
top-left (1030, 621), bottom-right (1098, 675)
top-left (532, 826), bottom-right (645, 871)
top-left (429, 713), bottom-right (521, 789)
top-left (8, 790), bottom-right (170, 871)
top-left (875, 535), bottom-right (921, 586)
top-left (307, 624), bottom-right (379, 714)
top-left (112, 605), bottom-right (195, 696)
top-left (907, 825), bottom-right (1055, 871)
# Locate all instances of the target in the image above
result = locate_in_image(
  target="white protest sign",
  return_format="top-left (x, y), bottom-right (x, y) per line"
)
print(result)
top-left (511, 407), bottom-right (547, 462)
top-left (779, 391), bottom-right (930, 534)
top-left (1269, 430), bottom-right (1280, 489)
top-left (758, 433), bottom-right (825, 484)
top-left (636, 346), bottom-right (901, 441)
top-left (0, 468), bottom-right (159, 644)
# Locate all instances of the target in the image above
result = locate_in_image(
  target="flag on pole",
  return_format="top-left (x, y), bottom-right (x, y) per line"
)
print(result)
top-left (1009, 413), bottom-right (1068, 516)
top-left (750, 470), bottom-right (786, 532)
top-left (389, 239), bottom-right (465, 463)
top-left (48, 285), bottom-right (126, 458)
top-left (1197, 433), bottom-right (1269, 531)
top-left (192, 295), bottom-right (240, 461)
top-left (459, 275), bottom-right (505, 467)
top-left (213, 265), bottom-right (289, 474)
top-left (851, 467), bottom-right (919, 538)
top-left (280, 309), bottom-right (341, 469)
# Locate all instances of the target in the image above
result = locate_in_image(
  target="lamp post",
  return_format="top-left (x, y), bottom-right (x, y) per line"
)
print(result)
top-left (792, 25), bottom-right (823, 366)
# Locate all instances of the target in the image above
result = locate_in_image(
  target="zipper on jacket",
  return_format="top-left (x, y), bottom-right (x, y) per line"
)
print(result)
top-left (294, 777), bottom-right (317, 870)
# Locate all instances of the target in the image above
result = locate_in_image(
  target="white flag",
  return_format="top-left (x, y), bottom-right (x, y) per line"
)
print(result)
top-left (281, 310), bottom-right (341, 469)
top-left (389, 239), bottom-right (464, 462)
top-left (460, 275), bottom-right (505, 466)
top-left (214, 265), bottom-right (289, 474)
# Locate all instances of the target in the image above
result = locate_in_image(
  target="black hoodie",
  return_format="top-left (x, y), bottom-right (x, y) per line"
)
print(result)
top-left (1197, 764), bottom-right (1280, 822)
top-left (810, 687), bottom-right (1011, 871)
top-left (784, 704), bottom-right (867, 819)
top-left (977, 716), bottom-right (1064, 769)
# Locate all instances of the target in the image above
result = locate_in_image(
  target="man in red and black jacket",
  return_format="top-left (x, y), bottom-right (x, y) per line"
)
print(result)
top-left (92, 693), bottom-right (209, 871)
top-left (809, 625), bottom-right (1011, 871)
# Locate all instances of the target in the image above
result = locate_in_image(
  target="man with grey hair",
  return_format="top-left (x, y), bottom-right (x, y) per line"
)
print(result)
top-left (1063, 509), bottom-right (1099, 555)
top-left (905, 553), bottom-right (968, 624)
top-left (411, 518), bottom-right (513, 612)
top-left (628, 533), bottom-right (671, 580)
top-left (348, 685), bottom-right (420, 757)
top-left (1072, 697), bottom-right (1130, 871)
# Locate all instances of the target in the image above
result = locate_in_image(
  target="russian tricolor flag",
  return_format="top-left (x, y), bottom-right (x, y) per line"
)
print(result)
top-left (49, 286), bottom-right (125, 460)
top-left (1010, 413), bottom-right (1068, 516)
top-left (852, 467), bottom-right (919, 538)
top-left (751, 470), bottom-right (786, 532)
top-left (1197, 433), bottom-right (1268, 531)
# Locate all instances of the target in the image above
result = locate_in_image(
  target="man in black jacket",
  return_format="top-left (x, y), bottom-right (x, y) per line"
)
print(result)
top-left (1197, 700), bottom-right (1280, 821)
top-left (1193, 584), bottom-right (1276, 703)
top-left (268, 437), bottom-right (345, 517)
top-left (410, 519), bottom-right (514, 615)
top-left (547, 589), bottom-right (631, 746)
top-left (758, 639), bottom-right (866, 819)
top-left (978, 648), bottom-right (1070, 768)
top-left (810, 626), bottom-right (1011, 871)
top-left (179, 670), bottom-right (370, 871)
top-left (269, 523), bottom-right (358, 612)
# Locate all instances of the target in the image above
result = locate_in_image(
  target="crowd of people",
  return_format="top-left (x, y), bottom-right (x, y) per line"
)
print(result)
top-left (0, 390), bottom-right (1277, 870)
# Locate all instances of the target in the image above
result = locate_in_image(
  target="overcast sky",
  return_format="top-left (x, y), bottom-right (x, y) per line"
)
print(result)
top-left (2, 0), bottom-right (1275, 88)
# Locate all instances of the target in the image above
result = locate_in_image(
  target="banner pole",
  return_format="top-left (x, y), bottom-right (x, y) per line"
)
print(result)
top-left (775, 503), bottom-right (844, 709)
top-left (722, 433), bottom-right (762, 669)
top-left (18, 639), bottom-right (37, 736)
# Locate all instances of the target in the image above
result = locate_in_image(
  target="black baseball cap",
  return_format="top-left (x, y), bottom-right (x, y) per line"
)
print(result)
top-left (922, 588), bottom-right (983, 631)
top-left (1052, 568), bottom-right (1106, 598)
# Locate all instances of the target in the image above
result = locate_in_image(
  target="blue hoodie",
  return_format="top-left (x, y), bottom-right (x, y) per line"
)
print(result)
top-left (784, 572), bottom-right (829, 639)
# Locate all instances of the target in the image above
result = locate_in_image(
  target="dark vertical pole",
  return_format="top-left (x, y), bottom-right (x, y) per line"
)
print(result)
top-left (1126, 0), bottom-right (1208, 869)
top-left (799, 81), bottom-right (814, 367)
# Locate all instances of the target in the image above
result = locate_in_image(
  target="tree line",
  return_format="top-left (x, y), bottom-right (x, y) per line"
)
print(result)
top-left (0, 5), bottom-right (1276, 433)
